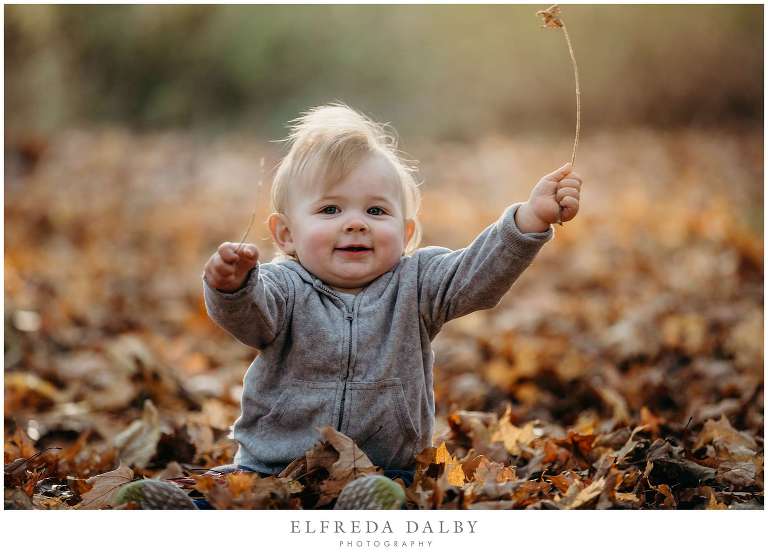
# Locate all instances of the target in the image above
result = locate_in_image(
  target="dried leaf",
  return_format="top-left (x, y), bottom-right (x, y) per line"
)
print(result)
top-left (694, 415), bottom-right (757, 457)
top-left (445, 462), bottom-right (466, 487)
top-left (491, 413), bottom-right (537, 456)
top-left (558, 477), bottom-right (606, 509)
top-left (536, 4), bottom-right (563, 28)
top-left (318, 426), bottom-right (375, 480)
top-left (434, 442), bottom-right (453, 464)
top-left (78, 463), bottom-right (134, 509)
top-left (5, 372), bottom-right (63, 411)
top-left (113, 399), bottom-right (161, 468)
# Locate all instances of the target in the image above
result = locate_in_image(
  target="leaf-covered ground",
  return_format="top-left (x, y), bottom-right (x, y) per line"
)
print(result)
top-left (4, 128), bottom-right (763, 509)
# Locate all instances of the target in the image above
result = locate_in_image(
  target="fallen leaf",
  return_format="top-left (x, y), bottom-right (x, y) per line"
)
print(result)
top-left (4, 372), bottom-right (63, 411)
top-left (694, 415), bottom-right (757, 459)
top-left (445, 462), bottom-right (466, 486)
top-left (656, 483), bottom-right (677, 508)
top-left (701, 486), bottom-right (727, 510)
top-left (717, 461), bottom-right (756, 488)
top-left (434, 442), bottom-right (453, 464)
top-left (78, 463), bottom-right (134, 509)
top-left (491, 410), bottom-right (537, 455)
top-left (318, 426), bottom-right (375, 480)
top-left (559, 478), bottom-right (606, 509)
top-left (312, 427), bottom-right (377, 506)
top-left (596, 386), bottom-right (630, 425)
top-left (113, 399), bottom-right (161, 468)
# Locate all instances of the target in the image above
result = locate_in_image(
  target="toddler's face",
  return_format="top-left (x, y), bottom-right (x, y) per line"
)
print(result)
top-left (278, 154), bottom-right (414, 293)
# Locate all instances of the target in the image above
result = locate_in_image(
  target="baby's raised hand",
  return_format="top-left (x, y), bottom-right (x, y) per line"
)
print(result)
top-left (204, 242), bottom-right (259, 292)
top-left (523, 163), bottom-right (582, 228)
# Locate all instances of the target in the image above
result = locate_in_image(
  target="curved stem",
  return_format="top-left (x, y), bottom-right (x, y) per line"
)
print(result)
top-left (234, 211), bottom-right (256, 254)
top-left (561, 22), bottom-right (580, 169)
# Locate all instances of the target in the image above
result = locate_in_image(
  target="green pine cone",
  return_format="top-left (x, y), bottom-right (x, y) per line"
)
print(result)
top-left (334, 475), bottom-right (405, 510)
top-left (114, 480), bottom-right (197, 510)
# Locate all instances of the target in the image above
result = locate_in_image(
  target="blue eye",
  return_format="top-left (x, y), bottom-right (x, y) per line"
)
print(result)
top-left (367, 207), bottom-right (386, 216)
top-left (320, 206), bottom-right (339, 215)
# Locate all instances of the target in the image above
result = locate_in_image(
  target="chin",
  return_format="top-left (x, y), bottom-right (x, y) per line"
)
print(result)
top-left (331, 271), bottom-right (375, 288)
top-left (337, 274), bottom-right (374, 288)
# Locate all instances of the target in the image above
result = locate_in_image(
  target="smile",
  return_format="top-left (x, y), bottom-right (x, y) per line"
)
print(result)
top-left (335, 246), bottom-right (373, 255)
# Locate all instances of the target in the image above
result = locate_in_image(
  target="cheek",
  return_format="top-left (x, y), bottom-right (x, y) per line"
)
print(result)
top-left (376, 224), bottom-right (405, 253)
top-left (298, 223), bottom-right (335, 253)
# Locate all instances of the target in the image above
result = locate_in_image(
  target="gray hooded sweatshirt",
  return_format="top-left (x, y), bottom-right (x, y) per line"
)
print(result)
top-left (203, 203), bottom-right (553, 474)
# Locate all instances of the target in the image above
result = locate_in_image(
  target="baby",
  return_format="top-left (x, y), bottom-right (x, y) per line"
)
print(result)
top-left (203, 104), bottom-right (582, 479)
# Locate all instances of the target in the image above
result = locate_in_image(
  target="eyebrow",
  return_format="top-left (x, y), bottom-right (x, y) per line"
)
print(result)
top-left (314, 195), bottom-right (396, 206)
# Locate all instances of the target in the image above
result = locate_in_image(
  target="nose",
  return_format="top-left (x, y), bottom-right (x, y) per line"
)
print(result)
top-left (344, 216), bottom-right (369, 233)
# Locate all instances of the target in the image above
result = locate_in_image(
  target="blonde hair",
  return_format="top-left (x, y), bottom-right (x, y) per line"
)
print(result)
top-left (270, 102), bottom-right (422, 256)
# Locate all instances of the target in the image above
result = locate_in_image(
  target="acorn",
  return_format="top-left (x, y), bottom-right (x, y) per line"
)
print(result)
top-left (113, 480), bottom-right (198, 510)
top-left (334, 475), bottom-right (405, 510)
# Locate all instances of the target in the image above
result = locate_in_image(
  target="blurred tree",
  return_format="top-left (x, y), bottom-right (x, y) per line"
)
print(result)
top-left (4, 4), bottom-right (763, 140)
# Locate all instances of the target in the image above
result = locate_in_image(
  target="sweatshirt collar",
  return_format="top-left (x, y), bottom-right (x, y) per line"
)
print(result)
top-left (274, 259), bottom-right (318, 286)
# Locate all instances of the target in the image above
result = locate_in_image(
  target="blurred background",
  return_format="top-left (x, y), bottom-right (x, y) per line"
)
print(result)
top-left (5, 4), bottom-right (763, 138)
top-left (4, 4), bottom-right (764, 509)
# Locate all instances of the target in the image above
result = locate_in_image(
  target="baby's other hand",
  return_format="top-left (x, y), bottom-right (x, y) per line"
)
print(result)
top-left (525, 163), bottom-right (583, 226)
top-left (204, 242), bottom-right (259, 292)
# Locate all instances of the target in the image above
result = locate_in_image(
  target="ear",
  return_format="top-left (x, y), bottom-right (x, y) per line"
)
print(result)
top-left (403, 218), bottom-right (416, 247)
top-left (268, 212), bottom-right (296, 255)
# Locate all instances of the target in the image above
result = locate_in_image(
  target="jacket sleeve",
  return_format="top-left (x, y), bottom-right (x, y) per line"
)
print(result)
top-left (202, 263), bottom-right (291, 349)
top-left (416, 202), bottom-right (553, 337)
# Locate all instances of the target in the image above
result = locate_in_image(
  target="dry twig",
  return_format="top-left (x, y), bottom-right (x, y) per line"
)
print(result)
top-left (536, 4), bottom-right (581, 168)
top-left (536, 5), bottom-right (581, 226)
top-left (234, 211), bottom-right (256, 255)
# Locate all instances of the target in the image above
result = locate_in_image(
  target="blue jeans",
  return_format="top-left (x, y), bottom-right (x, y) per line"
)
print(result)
top-left (194, 464), bottom-right (415, 509)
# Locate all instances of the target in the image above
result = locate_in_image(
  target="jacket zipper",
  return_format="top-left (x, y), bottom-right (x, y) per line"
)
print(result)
top-left (337, 310), bottom-right (354, 431)
top-left (314, 282), bottom-right (355, 432)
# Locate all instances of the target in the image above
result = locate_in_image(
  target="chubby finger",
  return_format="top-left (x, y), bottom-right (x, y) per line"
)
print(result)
top-left (212, 274), bottom-right (239, 292)
top-left (236, 243), bottom-right (259, 261)
top-left (559, 195), bottom-right (579, 222)
top-left (556, 187), bottom-right (580, 203)
top-left (558, 177), bottom-right (582, 190)
top-left (213, 259), bottom-right (236, 276)
top-left (206, 270), bottom-right (227, 288)
top-left (218, 242), bottom-right (239, 264)
top-left (213, 263), bottom-right (235, 279)
top-left (543, 162), bottom-right (573, 182)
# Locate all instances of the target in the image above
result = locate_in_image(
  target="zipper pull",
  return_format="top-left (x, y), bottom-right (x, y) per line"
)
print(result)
top-left (344, 312), bottom-right (353, 321)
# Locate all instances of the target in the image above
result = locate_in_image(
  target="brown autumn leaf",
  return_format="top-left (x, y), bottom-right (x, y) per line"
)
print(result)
top-left (491, 409), bottom-right (537, 456)
top-left (415, 446), bottom-right (437, 466)
top-left (639, 407), bottom-right (664, 436)
top-left (444, 462), bottom-right (466, 487)
top-left (5, 426), bottom-right (38, 461)
top-left (694, 415), bottom-right (757, 460)
top-left (314, 426), bottom-right (378, 506)
top-left (536, 4), bottom-right (563, 28)
top-left (716, 460), bottom-right (757, 489)
top-left (77, 463), bottom-right (134, 509)
top-left (318, 426), bottom-right (375, 480)
top-left (472, 457), bottom-right (516, 485)
top-left (113, 399), bottom-right (161, 468)
top-left (557, 477), bottom-right (606, 509)
top-left (701, 486), bottom-right (728, 510)
top-left (199, 472), bottom-right (295, 509)
top-left (4, 372), bottom-right (63, 412)
top-left (595, 386), bottom-right (631, 426)
top-left (432, 441), bottom-right (466, 487)
top-left (460, 453), bottom-right (488, 482)
top-left (306, 439), bottom-right (340, 475)
top-left (434, 442), bottom-right (453, 464)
